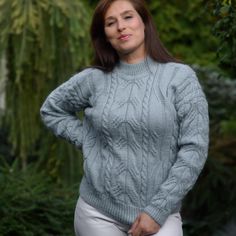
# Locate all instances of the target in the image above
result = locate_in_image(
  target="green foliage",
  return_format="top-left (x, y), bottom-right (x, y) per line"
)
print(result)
top-left (0, 158), bottom-right (78, 236)
top-left (148, 0), bottom-right (219, 67)
top-left (0, 0), bottom-right (91, 177)
top-left (0, 0), bottom-right (91, 73)
top-left (182, 156), bottom-right (236, 236)
top-left (212, 0), bottom-right (236, 77)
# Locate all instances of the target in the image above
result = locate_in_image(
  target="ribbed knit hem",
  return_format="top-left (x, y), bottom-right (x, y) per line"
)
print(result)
top-left (144, 203), bottom-right (181, 226)
top-left (79, 177), bottom-right (141, 226)
top-left (79, 177), bottom-right (181, 227)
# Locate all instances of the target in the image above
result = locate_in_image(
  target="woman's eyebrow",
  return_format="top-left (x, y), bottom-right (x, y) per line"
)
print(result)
top-left (105, 10), bottom-right (134, 21)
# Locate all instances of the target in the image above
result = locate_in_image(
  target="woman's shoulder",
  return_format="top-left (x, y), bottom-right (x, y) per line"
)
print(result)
top-left (164, 62), bottom-right (196, 76)
top-left (156, 62), bottom-right (203, 96)
top-left (74, 66), bottom-right (105, 78)
top-left (69, 66), bottom-right (107, 84)
top-left (161, 62), bottom-right (199, 87)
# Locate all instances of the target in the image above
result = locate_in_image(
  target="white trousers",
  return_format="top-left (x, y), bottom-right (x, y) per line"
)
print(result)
top-left (74, 197), bottom-right (183, 236)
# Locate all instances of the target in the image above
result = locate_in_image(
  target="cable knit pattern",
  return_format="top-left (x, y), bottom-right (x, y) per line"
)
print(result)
top-left (140, 66), bottom-right (158, 208)
top-left (101, 73), bottom-right (117, 193)
top-left (40, 57), bottom-right (209, 226)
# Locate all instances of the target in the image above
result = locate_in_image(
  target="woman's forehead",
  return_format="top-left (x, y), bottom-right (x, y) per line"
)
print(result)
top-left (104, 0), bottom-right (136, 19)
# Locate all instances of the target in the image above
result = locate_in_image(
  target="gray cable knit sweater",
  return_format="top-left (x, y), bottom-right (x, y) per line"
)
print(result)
top-left (40, 57), bottom-right (209, 226)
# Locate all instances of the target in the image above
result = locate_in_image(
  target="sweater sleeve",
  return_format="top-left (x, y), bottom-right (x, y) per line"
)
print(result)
top-left (144, 68), bottom-right (209, 226)
top-left (40, 69), bottom-right (93, 149)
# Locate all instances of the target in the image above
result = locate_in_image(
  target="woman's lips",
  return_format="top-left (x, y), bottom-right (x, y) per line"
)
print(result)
top-left (118, 34), bottom-right (131, 40)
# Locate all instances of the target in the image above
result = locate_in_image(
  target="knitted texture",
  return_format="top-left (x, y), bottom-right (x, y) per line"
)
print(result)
top-left (40, 57), bottom-right (209, 226)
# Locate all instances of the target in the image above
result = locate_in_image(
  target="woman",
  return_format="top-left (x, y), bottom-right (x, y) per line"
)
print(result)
top-left (40, 0), bottom-right (209, 235)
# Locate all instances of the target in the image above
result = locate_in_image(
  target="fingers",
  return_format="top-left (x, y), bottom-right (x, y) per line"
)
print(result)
top-left (128, 215), bottom-right (140, 235)
top-left (128, 226), bottom-right (142, 236)
top-left (128, 215), bottom-right (141, 236)
top-left (128, 212), bottom-right (161, 236)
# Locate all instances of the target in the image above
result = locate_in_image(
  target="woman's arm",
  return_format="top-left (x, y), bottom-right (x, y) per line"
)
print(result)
top-left (40, 69), bottom-right (93, 149)
top-left (143, 69), bottom-right (209, 226)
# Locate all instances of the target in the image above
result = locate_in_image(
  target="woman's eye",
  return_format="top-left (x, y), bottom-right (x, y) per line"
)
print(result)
top-left (124, 15), bottom-right (133, 19)
top-left (106, 22), bottom-right (114, 27)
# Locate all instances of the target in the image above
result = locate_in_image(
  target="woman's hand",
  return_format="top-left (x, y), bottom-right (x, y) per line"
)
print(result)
top-left (128, 212), bottom-right (160, 236)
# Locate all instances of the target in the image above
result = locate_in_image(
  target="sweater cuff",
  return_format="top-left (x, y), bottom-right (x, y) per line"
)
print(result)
top-left (143, 205), bottom-right (169, 226)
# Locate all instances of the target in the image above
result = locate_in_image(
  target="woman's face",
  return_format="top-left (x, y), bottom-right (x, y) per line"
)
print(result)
top-left (104, 0), bottom-right (146, 62)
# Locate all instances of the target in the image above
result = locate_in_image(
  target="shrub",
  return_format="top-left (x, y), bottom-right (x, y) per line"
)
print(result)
top-left (0, 158), bottom-right (78, 236)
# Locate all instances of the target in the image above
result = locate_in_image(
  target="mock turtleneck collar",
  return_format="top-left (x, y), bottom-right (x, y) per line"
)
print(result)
top-left (115, 56), bottom-right (158, 77)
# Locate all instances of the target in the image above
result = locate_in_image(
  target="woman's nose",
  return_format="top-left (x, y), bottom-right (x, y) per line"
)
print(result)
top-left (117, 20), bottom-right (125, 32)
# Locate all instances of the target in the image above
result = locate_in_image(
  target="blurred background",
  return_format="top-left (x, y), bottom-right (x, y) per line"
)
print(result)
top-left (0, 0), bottom-right (235, 235)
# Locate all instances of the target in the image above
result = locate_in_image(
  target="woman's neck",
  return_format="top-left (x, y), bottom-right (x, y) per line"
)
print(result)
top-left (115, 56), bottom-right (158, 77)
top-left (119, 51), bottom-right (147, 64)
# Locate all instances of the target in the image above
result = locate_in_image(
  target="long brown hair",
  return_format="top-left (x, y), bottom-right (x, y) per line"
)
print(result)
top-left (90, 0), bottom-right (179, 72)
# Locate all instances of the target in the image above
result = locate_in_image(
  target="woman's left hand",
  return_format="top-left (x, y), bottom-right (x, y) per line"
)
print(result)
top-left (128, 212), bottom-right (160, 236)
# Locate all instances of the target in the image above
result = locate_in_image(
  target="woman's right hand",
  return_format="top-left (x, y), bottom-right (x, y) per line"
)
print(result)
top-left (128, 212), bottom-right (160, 236)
